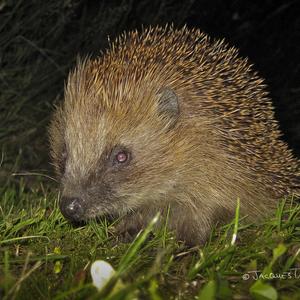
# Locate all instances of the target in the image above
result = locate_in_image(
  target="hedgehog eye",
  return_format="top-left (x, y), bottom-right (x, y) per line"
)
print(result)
top-left (110, 146), bottom-right (131, 166)
top-left (115, 151), bottom-right (129, 163)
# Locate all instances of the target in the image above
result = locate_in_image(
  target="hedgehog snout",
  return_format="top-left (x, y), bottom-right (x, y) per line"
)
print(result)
top-left (60, 196), bottom-right (86, 222)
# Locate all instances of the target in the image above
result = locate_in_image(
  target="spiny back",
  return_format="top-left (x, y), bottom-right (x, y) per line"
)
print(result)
top-left (66, 25), bottom-right (299, 195)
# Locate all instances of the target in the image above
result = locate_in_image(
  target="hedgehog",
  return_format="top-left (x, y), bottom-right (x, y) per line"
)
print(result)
top-left (49, 25), bottom-right (300, 245)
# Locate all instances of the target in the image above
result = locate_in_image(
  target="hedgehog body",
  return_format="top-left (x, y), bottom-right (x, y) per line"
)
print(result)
top-left (50, 26), bottom-right (300, 244)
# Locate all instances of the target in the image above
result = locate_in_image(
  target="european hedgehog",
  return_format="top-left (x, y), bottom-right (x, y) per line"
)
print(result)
top-left (49, 26), bottom-right (300, 245)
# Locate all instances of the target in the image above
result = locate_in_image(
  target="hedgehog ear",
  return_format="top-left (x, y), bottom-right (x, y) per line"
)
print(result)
top-left (156, 87), bottom-right (179, 127)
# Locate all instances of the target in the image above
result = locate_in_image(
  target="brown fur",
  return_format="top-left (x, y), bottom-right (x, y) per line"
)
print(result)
top-left (49, 25), bottom-right (300, 245)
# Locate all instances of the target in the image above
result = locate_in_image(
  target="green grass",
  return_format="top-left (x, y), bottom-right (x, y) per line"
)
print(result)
top-left (1, 177), bottom-right (300, 299)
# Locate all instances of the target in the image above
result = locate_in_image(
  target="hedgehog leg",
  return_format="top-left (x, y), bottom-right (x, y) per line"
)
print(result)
top-left (114, 211), bottom-right (150, 242)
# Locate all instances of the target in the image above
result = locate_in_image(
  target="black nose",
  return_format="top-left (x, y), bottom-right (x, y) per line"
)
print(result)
top-left (60, 197), bottom-right (85, 222)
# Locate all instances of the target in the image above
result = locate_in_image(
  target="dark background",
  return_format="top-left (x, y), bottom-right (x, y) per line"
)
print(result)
top-left (1, 0), bottom-right (300, 177)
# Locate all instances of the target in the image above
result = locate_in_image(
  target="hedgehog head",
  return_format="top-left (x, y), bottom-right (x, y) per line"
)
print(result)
top-left (49, 57), bottom-right (194, 222)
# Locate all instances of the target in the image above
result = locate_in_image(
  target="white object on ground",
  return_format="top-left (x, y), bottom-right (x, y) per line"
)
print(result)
top-left (91, 260), bottom-right (115, 290)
